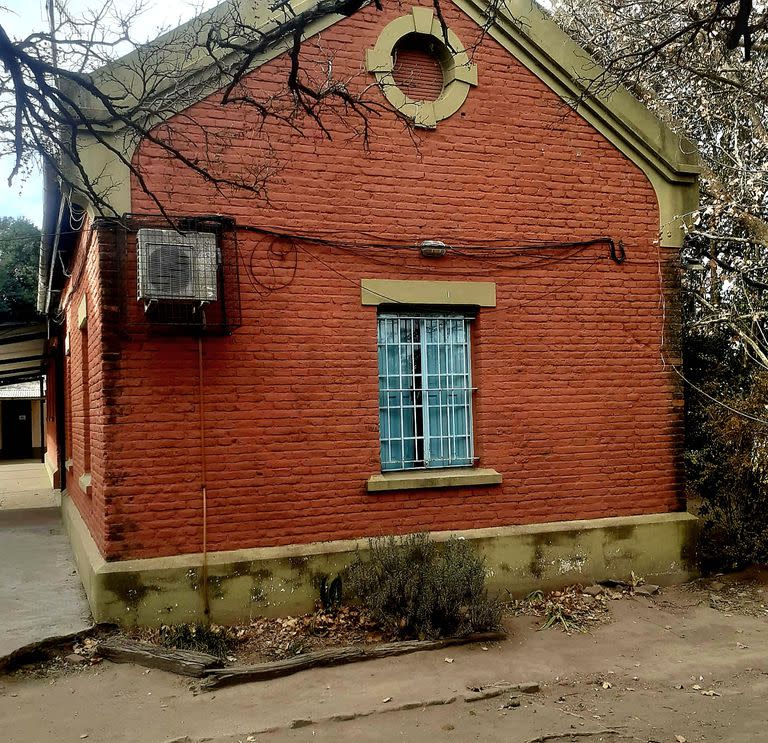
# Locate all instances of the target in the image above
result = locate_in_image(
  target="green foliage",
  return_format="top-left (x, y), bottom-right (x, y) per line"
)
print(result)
top-left (685, 331), bottom-right (768, 571)
top-left (0, 216), bottom-right (40, 322)
top-left (156, 623), bottom-right (233, 657)
top-left (345, 532), bottom-right (502, 640)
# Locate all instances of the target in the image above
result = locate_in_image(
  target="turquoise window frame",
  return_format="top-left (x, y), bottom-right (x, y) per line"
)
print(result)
top-left (377, 312), bottom-right (474, 472)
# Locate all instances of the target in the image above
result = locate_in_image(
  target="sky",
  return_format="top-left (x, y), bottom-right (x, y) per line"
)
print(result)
top-left (0, 0), bottom-right (219, 224)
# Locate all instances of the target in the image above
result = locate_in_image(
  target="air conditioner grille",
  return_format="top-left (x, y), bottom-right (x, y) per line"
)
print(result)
top-left (137, 229), bottom-right (218, 303)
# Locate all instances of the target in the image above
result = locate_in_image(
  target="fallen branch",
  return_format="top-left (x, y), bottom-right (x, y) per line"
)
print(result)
top-left (523, 731), bottom-right (622, 742)
top-left (97, 637), bottom-right (223, 678)
top-left (202, 631), bottom-right (506, 690)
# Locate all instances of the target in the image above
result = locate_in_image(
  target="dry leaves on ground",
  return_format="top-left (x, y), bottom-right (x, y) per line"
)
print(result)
top-left (508, 586), bottom-right (617, 633)
top-left (239, 605), bottom-right (391, 661)
top-left (130, 605), bottom-right (393, 663)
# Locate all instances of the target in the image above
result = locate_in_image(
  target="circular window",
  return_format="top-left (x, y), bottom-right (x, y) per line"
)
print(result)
top-left (365, 9), bottom-right (478, 128)
top-left (392, 33), bottom-right (446, 102)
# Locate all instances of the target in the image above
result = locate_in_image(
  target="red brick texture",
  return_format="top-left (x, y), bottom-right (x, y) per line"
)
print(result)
top-left (392, 36), bottom-right (445, 101)
top-left (61, 4), bottom-right (685, 561)
top-left (55, 218), bottom-right (118, 555)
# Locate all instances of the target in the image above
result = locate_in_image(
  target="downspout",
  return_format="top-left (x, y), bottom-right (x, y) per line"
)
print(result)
top-left (198, 335), bottom-right (210, 620)
top-left (44, 196), bottom-right (67, 316)
top-left (37, 164), bottom-right (63, 314)
top-left (36, 231), bottom-right (52, 314)
top-left (39, 166), bottom-right (67, 490)
top-left (38, 0), bottom-right (63, 316)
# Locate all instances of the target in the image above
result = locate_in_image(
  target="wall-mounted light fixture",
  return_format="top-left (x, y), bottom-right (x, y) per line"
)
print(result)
top-left (419, 240), bottom-right (447, 258)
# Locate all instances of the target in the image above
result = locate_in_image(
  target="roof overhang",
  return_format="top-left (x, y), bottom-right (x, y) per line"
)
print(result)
top-left (0, 323), bottom-right (47, 387)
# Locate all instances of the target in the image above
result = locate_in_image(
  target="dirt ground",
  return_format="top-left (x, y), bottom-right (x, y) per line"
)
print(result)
top-left (2, 573), bottom-right (768, 743)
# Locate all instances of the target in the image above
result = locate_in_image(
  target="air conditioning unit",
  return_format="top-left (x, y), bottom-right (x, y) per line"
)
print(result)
top-left (137, 229), bottom-right (218, 303)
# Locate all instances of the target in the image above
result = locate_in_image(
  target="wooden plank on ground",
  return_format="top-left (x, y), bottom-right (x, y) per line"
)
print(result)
top-left (97, 637), bottom-right (222, 678)
top-left (0, 624), bottom-right (114, 673)
top-left (202, 631), bottom-right (506, 690)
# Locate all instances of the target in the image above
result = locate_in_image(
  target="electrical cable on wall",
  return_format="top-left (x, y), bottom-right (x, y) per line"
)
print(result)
top-left (47, 212), bottom-right (631, 324)
top-left (233, 222), bottom-right (628, 305)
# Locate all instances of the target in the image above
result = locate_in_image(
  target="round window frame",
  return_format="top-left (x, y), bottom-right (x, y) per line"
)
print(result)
top-left (365, 7), bottom-right (478, 129)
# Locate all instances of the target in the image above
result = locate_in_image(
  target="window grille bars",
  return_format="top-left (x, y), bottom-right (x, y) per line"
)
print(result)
top-left (377, 313), bottom-right (474, 471)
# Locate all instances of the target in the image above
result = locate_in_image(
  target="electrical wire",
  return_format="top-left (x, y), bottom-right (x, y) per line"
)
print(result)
top-left (38, 213), bottom-right (630, 321)
top-left (232, 222), bottom-right (627, 306)
top-left (236, 222), bottom-right (626, 264)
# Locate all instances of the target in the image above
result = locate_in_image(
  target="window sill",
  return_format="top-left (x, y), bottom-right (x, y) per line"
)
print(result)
top-left (78, 472), bottom-right (92, 497)
top-left (367, 467), bottom-right (502, 493)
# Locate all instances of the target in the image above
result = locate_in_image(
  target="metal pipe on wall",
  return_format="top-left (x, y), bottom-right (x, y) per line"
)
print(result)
top-left (198, 334), bottom-right (210, 620)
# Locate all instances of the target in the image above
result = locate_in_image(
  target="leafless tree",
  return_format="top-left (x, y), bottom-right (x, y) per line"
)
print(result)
top-left (553, 0), bottom-right (768, 371)
top-left (0, 0), bottom-right (517, 222)
top-left (1, 0), bottom-right (386, 219)
top-left (3, 0), bottom-right (759, 220)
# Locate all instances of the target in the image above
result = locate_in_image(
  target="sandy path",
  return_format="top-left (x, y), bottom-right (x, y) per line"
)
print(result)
top-left (2, 582), bottom-right (767, 742)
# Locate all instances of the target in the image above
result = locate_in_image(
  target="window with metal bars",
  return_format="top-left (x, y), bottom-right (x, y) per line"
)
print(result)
top-left (377, 313), bottom-right (474, 471)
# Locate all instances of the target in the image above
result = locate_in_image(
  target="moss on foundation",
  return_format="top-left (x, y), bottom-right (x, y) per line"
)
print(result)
top-left (61, 495), bottom-right (699, 626)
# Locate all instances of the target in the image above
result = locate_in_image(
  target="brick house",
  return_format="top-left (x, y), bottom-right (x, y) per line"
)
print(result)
top-left (39, 0), bottom-right (700, 624)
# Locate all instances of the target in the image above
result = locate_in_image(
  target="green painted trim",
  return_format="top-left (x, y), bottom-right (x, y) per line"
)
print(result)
top-left (44, 453), bottom-right (60, 489)
top-left (367, 467), bottom-right (502, 492)
top-left (62, 0), bottom-right (345, 217)
top-left (78, 473), bottom-right (92, 493)
top-left (62, 493), bottom-right (106, 618)
top-left (77, 296), bottom-right (88, 330)
top-left (62, 494), bottom-right (699, 625)
top-left (66, 0), bottom-right (699, 245)
top-left (361, 279), bottom-right (496, 306)
top-left (453, 0), bottom-right (699, 246)
top-left (365, 6), bottom-right (478, 128)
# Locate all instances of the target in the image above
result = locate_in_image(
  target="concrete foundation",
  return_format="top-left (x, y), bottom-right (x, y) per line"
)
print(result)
top-left (62, 494), bottom-right (699, 627)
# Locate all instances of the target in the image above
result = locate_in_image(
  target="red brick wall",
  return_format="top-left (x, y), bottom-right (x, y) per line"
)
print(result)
top-left (73, 5), bottom-right (683, 560)
top-left (58, 218), bottom-right (113, 554)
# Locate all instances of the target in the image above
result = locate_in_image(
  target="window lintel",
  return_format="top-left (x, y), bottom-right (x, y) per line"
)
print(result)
top-left (362, 279), bottom-right (496, 306)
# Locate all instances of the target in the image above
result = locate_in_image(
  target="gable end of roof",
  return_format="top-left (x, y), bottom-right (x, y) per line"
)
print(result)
top-left (61, 0), bottom-right (699, 245)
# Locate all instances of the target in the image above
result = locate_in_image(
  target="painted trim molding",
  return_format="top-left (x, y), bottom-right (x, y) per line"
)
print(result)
top-left (361, 279), bottom-right (496, 306)
top-left (65, 0), bottom-right (699, 246)
top-left (61, 493), bottom-right (699, 626)
top-left (44, 452), bottom-right (60, 489)
top-left (453, 0), bottom-right (700, 245)
top-left (367, 467), bottom-right (502, 492)
top-left (78, 473), bottom-right (92, 491)
top-left (365, 6), bottom-right (478, 128)
top-left (77, 295), bottom-right (88, 330)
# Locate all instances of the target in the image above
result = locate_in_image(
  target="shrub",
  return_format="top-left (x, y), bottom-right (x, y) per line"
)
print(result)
top-left (345, 532), bottom-right (502, 640)
top-left (687, 387), bottom-right (768, 571)
top-left (157, 623), bottom-right (233, 657)
top-left (685, 333), bottom-right (768, 571)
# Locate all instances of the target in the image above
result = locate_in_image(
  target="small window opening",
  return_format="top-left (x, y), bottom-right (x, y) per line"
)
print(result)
top-left (391, 33), bottom-right (446, 102)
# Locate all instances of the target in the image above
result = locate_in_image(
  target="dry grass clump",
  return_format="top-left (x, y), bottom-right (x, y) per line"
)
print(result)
top-left (509, 586), bottom-right (612, 633)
